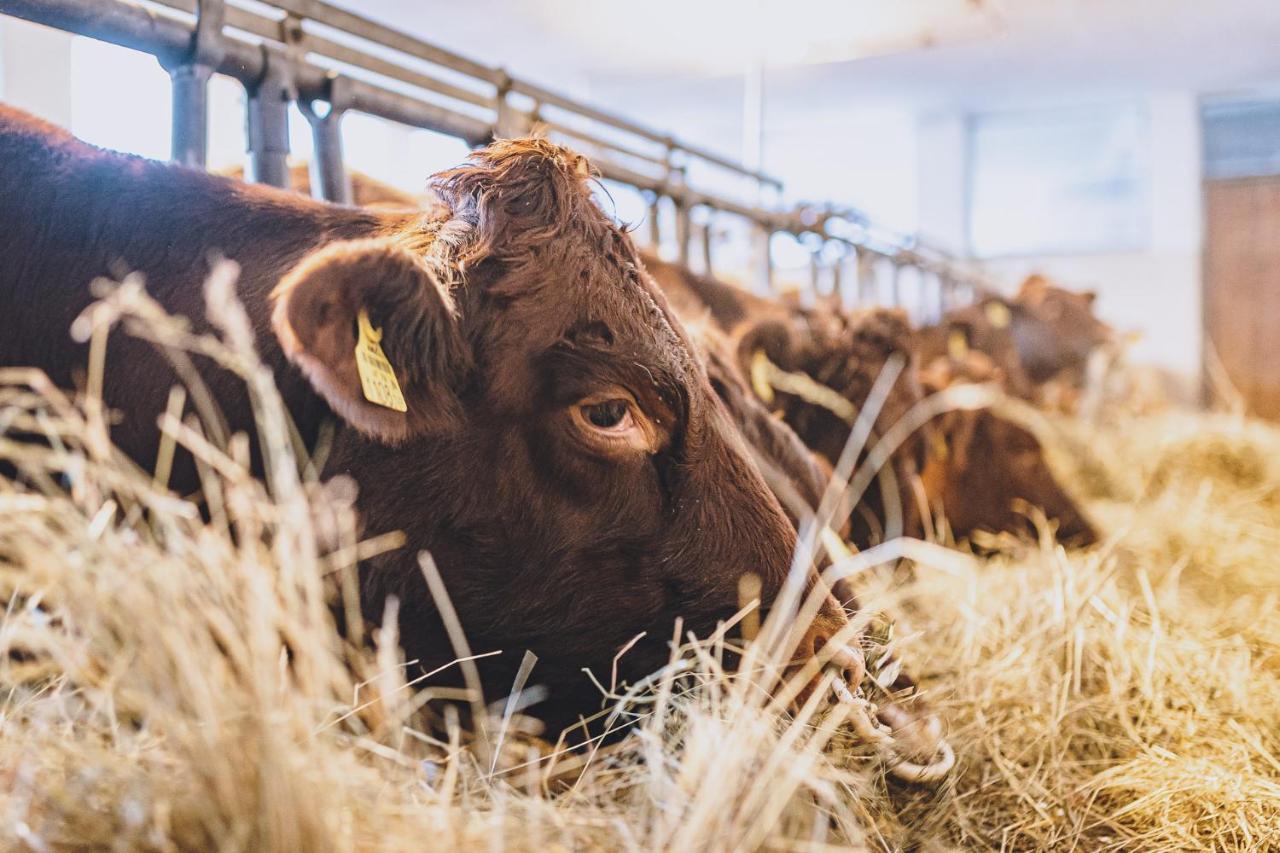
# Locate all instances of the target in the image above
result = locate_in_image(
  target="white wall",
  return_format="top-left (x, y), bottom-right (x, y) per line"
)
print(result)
top-left (0, 17), bottom-right (73, 127)
top-left (917, 93), bottom-right (1204, 377)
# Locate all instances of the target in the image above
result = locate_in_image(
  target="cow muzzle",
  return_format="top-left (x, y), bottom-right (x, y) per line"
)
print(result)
top-left (786, 599), bottom-right (956, 786)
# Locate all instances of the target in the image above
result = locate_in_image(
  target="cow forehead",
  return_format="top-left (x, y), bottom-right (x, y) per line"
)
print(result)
top-left (481, 246), bottom-right (697, 393)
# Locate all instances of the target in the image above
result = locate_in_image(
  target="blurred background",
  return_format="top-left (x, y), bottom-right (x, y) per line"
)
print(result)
top-left (2, 0), bottom-right (1278, 408)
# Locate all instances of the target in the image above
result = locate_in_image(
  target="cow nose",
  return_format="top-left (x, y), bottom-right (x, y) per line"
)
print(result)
top-left (795, 605), bottom-right (866, 690)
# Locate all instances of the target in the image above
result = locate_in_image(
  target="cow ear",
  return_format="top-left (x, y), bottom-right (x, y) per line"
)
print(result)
top-left (1080, 289), bottom-right (1098, 306)
top-left (737, 319), bottom-right (797, 369)
top-left (1018, 275), bottom-right (1049, 303)
top-left (271, 238), bottom-right (470, 444)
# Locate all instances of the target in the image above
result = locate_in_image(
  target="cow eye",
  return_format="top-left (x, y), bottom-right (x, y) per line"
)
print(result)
top-left (581, 399), bottom-right (631, 430)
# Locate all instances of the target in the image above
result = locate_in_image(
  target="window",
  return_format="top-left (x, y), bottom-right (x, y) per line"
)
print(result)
top-left (967, 104), bottom-right (1148, 257)
top-left (1203, 98), bottom-right (1280, 180)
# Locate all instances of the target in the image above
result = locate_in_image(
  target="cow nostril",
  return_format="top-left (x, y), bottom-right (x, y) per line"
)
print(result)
top-left (797, 621), bottom-right (866, 689)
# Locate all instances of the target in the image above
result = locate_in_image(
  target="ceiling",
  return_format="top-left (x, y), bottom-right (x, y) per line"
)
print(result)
top-left (335, 0), bottom-right (1280, 112)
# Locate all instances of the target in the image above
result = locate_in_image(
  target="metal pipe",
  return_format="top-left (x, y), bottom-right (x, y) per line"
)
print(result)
top-left (645, 192), bottom-right (662, 250)
top-left (857, 251), bottom-right (876, 305)
top-left (674, 201), bottom-right (691, 268)
top-left (831, 249), bottom-right (843, 304)
top-left (307, 109), bottom-right (347, 202)
top-left (300, 76), bottom-right (351, 204)
top-left (245, 44), bottom-right (292, 187)
top-left (699, 213), bottom-right (713, 275)
top-left (169, 62), bottom-right (214, 167)
top-left (164, 0), bottom-right (224, 168)
top-left (150, 0), bottom-right (780, 187)
top-left (0, 0), bottom-right (991, 299)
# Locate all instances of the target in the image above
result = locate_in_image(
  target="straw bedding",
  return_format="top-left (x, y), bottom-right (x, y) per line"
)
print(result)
top-left (1, 275), bottom-right (1277, 851)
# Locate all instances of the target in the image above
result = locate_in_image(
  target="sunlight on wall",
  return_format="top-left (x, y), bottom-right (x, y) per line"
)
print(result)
top-left (69, 36), bottom-right (171, 161)
top-left (968, 104), bottom-right (1150, 258)
top-left (62, 35), bottom-right (470, 195)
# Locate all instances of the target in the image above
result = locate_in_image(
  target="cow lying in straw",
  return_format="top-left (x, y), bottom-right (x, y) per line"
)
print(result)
top-left (0, 108), bottom-right (953, 781)
top-left (916, 275), bottom-right (1116, 411)
top-left (647, 257), bottom-right (1098, 547)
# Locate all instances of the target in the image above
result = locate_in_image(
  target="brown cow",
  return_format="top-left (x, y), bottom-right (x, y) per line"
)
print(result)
top-left (917, 351), bottom-right (1098, 545)
top-left (0, 105), bottom-right (865, 736)
top-left (288, 163), bottom-right (1095, 552)
top-left (646, 256), bottom-right (928, 549)
top-left (646, 258), bottom-right (1097, 547)
top-left (217, 161), bottom-right (423, 210)
top-left (917, 276), bottom-right (1114, 406)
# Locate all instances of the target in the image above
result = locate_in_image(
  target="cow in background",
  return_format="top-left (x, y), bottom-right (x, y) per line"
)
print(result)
top-left (647, 256), bottom-right (929, 549)
top-left (916, 350), bottom-right (1098, 545)
top-left (647, 256), bottom-right (1098, 548)
top-left (917, 275), bottom-right (1115, 409)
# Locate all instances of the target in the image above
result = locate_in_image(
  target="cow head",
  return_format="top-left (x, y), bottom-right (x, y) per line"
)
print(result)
top-left (1011, 275), bottom-right (1113, 385)
top-left (734, 302), bottom-right (928, 548)
top-left (918, 353), bottom-right (1098, 546)
top-left (269, 140), bottom-right (854, 728)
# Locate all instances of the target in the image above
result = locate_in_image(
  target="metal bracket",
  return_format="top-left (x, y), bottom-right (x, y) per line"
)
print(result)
top-left (245, 38), bottom-right (297, 188)
top-left (163, 0), bottom-right (225, 168)
top-left (299, 73), bottom-right (353, 203)
top-left (492, 69), bottom-right (526, 139)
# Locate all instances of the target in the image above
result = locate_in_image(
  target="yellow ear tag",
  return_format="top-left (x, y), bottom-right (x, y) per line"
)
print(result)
top-left (355, 308), bottom-right (407, 413)
top-left (984, 301), bottom-right (1012, 329)
top-left (750, 349), bottom-right (776, 405)
top-left (929, 429), bottom-right (950, 462)
top-left (947, 329), bottom-right (969, 361)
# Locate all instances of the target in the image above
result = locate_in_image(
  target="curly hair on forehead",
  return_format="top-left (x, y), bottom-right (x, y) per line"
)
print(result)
top-left (421, 137), bottom-right (627, 276)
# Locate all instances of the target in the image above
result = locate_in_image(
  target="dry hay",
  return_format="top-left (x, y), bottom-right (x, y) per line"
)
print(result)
top-left (1, 273), bottom-right (1278, 851)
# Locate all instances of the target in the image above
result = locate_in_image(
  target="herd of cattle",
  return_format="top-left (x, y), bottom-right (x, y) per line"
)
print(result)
top-left (0, 104), bottom-right (1113, 758)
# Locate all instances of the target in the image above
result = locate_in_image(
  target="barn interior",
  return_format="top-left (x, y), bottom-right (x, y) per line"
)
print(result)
top-left (1, 1), bottom-right (1278, 850)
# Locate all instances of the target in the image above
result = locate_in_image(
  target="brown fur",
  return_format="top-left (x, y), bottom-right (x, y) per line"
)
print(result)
top-left (918, 352), bottom-right (1098, 545)
top-left (917, 276), bottom-right (1114, 404)
top-left (646, 257), bottom-right (1096, 547)
top-left (0, 105), bottom-right (855, 735)
top-left (647, 257), bottom-right (927, 549)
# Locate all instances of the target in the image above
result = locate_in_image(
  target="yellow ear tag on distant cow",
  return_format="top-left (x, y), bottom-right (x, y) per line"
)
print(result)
top-left (984, 301), bottom-right (1012, 329)
top-left (750, 349), bottom-right (777, 405)
top-left (947, 329), bottom-right (969, 361)
top-left (929, 430), bottom-right (950, 462)
top-left (355, 308), bottom-right (408, 413)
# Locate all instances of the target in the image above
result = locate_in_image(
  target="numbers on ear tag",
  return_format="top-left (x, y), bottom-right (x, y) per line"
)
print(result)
top-left (947, 329), bottom-right (969, 361)
top-left (355, 308), bottom-right (408, 413)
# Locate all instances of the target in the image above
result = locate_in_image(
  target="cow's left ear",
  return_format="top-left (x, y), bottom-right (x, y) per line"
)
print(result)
top-left (1018, 274), bottom-right (1050, 301)
top-left (271, 238), bottom-right (471, 444)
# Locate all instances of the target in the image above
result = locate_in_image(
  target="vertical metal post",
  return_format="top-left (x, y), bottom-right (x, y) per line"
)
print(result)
top-left (674, 199), bottom-right (691, 268)
top-left (246, 43), bottom-right (293, 188)
top-left (699, 209), bottom-right (714, 275)
top-left (831, 247), bottom-right (844, 306)
top-left (666, 151), bottom-right (690, 268)
top-left (163, 0), bottom-right (224, 168)
top-left (300, 74), bottom-right (352, 204)
top-left (857, 251), bottom-right (875, 305)
top-left (493, 71), bottom-right (527, 138)
top-left (809, 244), bottom-right (821, 296)
top-left (645, 191), bottom-right (662, 251)
top-left (890, 262), bottom-right (902, 307)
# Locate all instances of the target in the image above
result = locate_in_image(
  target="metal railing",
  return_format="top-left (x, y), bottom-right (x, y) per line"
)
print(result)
top-left (0, 0), bottom-right (994, 317)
